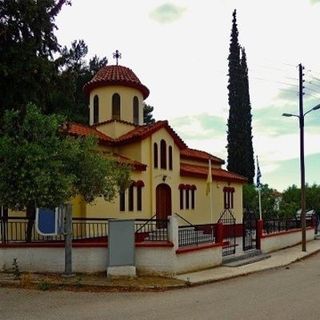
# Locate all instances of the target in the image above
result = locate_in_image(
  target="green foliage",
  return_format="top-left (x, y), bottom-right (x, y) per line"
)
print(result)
top-left (0, 104), bottom-right (131, 210)
top-left (0, 2), bottom-right (107, 124)
top-left (143, 104), bottom-right (155, 124)
top-left (226, 10), bottom-right (254, 183)
top-left (279, 184), bottom-right (320, 218)
top-left (0, 0), bottom-right (71, 115)
top-left (243, 184), bottom-right (277, 219)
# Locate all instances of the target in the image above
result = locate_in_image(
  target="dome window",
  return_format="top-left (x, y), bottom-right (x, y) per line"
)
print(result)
top-left (112, 93), bottom-right (121, 120)
top-left (133, 96), bottom-right (139, 125)
top-left (93, 95), bottom-right (99, 124)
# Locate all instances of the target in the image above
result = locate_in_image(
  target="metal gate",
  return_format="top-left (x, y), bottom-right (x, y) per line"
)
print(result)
top-left (242, 209), bottom-right (257, 251)
top-left (218, 209), bottom-right (236, 256)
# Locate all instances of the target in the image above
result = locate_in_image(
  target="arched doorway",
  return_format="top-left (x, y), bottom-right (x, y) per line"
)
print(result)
top-left (156, 184), bottom-right (172, 222)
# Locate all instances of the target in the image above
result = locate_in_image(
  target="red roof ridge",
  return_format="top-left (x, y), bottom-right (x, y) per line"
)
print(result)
top-left (111, 152), bottom-right (147, 171)
top-left (180, 163), bottom-right (247, 183)
top-left (92, 119), bottom-right (138, 128)
top-left (180, 147), bottom-right (225, 164)
top-left (114, 120), bottom-right (187, 149)
top-left (64, 122), bottom-right (113, 145)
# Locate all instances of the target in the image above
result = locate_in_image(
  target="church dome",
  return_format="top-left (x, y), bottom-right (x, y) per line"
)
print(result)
top-left (83, 65), bottom-right (150, 99)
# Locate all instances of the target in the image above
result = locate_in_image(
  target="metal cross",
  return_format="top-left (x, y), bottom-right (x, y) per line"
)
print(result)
top-left (113, 50), bottom-right (122, 65)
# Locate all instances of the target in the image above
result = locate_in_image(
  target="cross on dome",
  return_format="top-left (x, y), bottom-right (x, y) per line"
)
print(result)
top-left (113, 50), bottom-right (122, 65)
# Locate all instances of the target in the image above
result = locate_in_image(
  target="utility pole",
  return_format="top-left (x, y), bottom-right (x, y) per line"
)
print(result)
top-left (299, 63), bottom-right (306, 252)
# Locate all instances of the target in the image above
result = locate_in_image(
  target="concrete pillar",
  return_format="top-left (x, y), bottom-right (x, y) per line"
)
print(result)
top-left (215, 223), bottom-right (224, 244)
top-left (168, 214), bottom-right (179, 250)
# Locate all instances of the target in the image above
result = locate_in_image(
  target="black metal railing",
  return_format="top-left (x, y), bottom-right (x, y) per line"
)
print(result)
top-left (263, 217), bottom-right (314, 234)
top-left (135, 217), bottom-right (169, 242)
top-left (0, 216), bottom-right (109, 243)
top-left (178, 224), bottom-right (215, 247)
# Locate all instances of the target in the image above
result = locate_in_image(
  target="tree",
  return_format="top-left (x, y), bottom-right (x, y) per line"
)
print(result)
top-left (279, 184), bottom-right (320, 218)
top-left (0, 104), bottom-right (131, 241)
top-left (0, 0), bottom-right (71, 115)
top-left (240, 48), bottom-right (255, 183)
top-left (226, 10), bottom-right (255, 183)
top-left (143, 104), bottom-right (155, 124)
top-left (243, 184), bottom-right (277, 219)
top-left (52, 40), bottom-right (108, 123)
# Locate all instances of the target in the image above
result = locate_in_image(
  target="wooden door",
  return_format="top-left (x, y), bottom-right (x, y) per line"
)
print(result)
top-left (156, 184), bottom-right (172, 222)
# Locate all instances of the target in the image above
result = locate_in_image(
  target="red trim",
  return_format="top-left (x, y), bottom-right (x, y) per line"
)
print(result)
top-left (135, 180), bottom-right (145, 187)
top-left (135, 241), bottom-right (174, 247)
top-left (223, 187), bottom-right (235, 192)
top-left (176, 242), bottom-right (222, 254)
top-left (0, 242), bottom-right (108, 248)
top-left (180, 148), bottom-right (225, 165)
top-left (262, 226), bottom-right (314, 238)
top-left (178, 184), bottom-right (186, 190)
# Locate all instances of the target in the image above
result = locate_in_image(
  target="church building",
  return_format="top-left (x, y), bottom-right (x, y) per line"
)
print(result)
top-left (67, 53), bottom-right (247, 225)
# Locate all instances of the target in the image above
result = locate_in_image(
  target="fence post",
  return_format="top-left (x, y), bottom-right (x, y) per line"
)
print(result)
top-left (256, 219), bottom-right (263, 250)
top-left (168, 214), bottom-right (179, 249)
top-left (215, 222), bottom-right (223, 244)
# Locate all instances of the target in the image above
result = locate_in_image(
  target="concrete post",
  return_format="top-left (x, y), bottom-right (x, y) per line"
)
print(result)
top-left (168, 214), bottom-right (179, 250)
top-left (215, 223), bottom-right (224, 244)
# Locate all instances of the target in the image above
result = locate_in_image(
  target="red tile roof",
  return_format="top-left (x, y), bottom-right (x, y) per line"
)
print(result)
top-left (180, 148), bottom-right (225, 165)
top-left (64, 122), bottom-right (113, 145)
top-left (180, 163), bottom-right (247, 183)
top-left (115, 120), bottom-right (188, 149)
top-left (83, 65), bottom-right (150, 99)
top-left (112, 153), bottom-right (147, 171)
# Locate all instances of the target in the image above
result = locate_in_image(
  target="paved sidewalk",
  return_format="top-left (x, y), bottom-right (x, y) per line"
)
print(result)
top-left (176, 239), bottom-right (320, 285)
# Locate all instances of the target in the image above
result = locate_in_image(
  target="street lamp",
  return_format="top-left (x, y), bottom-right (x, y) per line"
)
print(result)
top-left (282, 103), bottom-right (320, 252)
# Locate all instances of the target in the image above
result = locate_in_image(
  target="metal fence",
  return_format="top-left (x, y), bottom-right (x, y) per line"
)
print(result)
top-left (263, 217), bottom-right (314, 234)
top-left (178, 224), bottom-right (215, 247)
top-left (0, 216), bottom-right (169, 243)
top-left (135, 218), bottom-right (169, 242)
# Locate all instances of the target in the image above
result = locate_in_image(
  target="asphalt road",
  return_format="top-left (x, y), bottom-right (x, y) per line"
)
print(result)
top-left (1, 253), bottom-right (320, 320)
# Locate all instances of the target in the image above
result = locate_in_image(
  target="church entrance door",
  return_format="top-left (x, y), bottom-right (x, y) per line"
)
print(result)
top-left (156, 184), bottom-right (172, 226)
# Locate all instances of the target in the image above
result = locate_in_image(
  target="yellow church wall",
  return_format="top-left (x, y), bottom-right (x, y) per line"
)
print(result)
top-left (96, 121), bottom-right (136, 139)
top-left (118, 141), bottom-right (142, 162)
top-left (89, 86), bottom-right (144, 126)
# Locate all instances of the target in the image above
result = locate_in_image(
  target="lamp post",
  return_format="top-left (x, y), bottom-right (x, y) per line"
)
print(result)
top-left (282, 103), bottom-right (320, 251)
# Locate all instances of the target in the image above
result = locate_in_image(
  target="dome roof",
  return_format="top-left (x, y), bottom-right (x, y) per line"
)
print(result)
top-left (83, 65), bottom-right (150, 99)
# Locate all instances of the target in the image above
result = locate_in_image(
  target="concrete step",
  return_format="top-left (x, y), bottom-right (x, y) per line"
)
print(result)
top-left (222, 250), bottom-right (271, 267)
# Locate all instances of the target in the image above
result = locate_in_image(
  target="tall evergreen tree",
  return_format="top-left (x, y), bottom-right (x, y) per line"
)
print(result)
top-left (143, 104), bottom-right (155, 124)
top-left (226, 10), bottom-right (254, 183)
top-left (240, 47), bottom-right (255, 183)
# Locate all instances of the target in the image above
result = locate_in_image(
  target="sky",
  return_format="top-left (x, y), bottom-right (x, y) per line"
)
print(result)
top-left (55, 0), bottom-right (320, 192)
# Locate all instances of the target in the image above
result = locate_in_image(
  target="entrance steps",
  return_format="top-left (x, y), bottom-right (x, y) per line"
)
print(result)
top-left (222, 249), bottom-right (271, 267)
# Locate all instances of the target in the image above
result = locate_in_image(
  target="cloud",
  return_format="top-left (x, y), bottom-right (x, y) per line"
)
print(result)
top-left (171, 113), bottom-right (226, 140)
top-left (310, 0), bottom-right (320, 4)
top-left (149, 3), bottom-right (187, 24)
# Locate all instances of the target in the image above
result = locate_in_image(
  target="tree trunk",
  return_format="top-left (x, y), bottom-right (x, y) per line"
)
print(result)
top-left (26, 205), bottom-right (36, 242)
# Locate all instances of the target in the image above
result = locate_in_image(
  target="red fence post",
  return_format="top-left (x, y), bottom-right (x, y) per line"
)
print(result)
top-left (215, 222), bottom-right (224, 244)
top-left (256, 219), bottom-right (263, 250)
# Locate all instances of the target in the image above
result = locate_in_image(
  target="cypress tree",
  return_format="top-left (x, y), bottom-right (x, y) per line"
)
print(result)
top-left (240, 47), bottom-right (255, 183)
top-left (226, 10), bottom-right (255, 183)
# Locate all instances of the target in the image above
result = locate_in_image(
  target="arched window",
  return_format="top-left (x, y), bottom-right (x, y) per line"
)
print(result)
top-left (154, 143), bottom-right (158, 168)
top-left (223, 187), bottom-right (235, 209)
top-left (128, 183), bottom-right (134, 211)
top-left (160, 139), bottom-right (167, 169)
top-left (112, 93), bottom-right (121, 120)
top-left (168, 146), bottom-right (173, 170)
top-left (133, 96), bottom-right (139, 125)
top-left (119, 190), bottom-right (125, 211)
top-left (136, 180), bottom-right (144, 211)
top-left (93, 95), bottom-right (99, 124)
